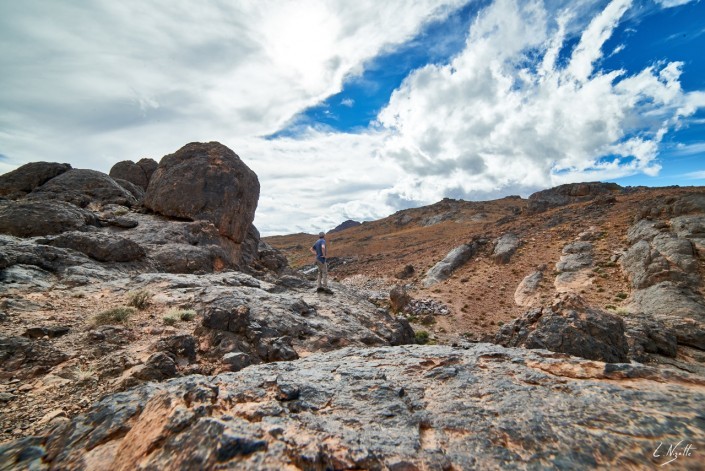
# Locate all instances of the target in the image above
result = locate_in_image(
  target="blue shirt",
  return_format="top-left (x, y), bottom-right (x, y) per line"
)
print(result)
top-left (313, 238), bottom-right (326, 263)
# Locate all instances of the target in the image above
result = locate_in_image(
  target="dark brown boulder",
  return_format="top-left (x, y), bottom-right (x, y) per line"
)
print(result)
top-left (109, 158), bottom-right (158, 191)
top-left (144, 142), bottom-right (259, 244)
top-left (0, 200), bottom-right (97, 237)
top-left (0, 162), bottom-right (72, 199)
top-left (113, 178), bottom-right (145, 202)
top-left (26, 169), bottom-right (137, 208)
top-left (495, 294), bottom-right (629, 363)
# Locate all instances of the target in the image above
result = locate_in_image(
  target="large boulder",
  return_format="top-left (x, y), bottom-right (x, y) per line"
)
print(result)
top-left (0, 162), bottom-right (71, 199)
top-left (3, 344), bottom-right (704, 470)
top-left (492, 232), bottom-right (520, 264)
top-left (495, 295), bottom-right (629, 363)
top-left (144, 142), bottom-right (259, 243)
top-left (26, 169), bottom-right (137, 208)
top-left (109, 158), bottom-right (158, 191)
top-left (0, 200), bottom-right (97, 237)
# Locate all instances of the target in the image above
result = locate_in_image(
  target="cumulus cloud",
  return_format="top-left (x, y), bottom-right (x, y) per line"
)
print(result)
top-left (0, 0), bottom-right (466, 170)
top-left (374, 0), bottom-right (704, 204)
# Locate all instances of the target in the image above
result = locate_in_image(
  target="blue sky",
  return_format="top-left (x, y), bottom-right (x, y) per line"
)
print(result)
top-left (1, 0), bottom-right (704, 235)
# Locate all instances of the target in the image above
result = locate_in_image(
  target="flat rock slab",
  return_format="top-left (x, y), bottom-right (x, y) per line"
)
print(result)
top-left (3, 344), bottom-right (703, 470)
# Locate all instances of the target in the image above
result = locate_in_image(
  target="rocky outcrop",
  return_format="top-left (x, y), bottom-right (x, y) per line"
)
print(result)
top-left (527, 182), bottom-right (621, 214)
top-left (109, 158), bottom-right (158, 191)
top-left (423, 240), bottom-right (483, 287)
top-left (329, 219), bottom-right (361, 233)
top-left (37, 231), bottom-right (146, 263)
top-left (0, 162), bottom-right (71, 199)
top-left (621, 217), bottom-right (705, 352)
top-left (495, 295), bottom-right (629, 363)
top-left (514, 268), bottom-right (543, 307)
top-left (554, 240), bottom-right (593, 292)
top-left (492, 232), bottom-right (520, 264)
top-left (145, 142), bottom-right (259, 244)
top-left (25, 169), bottom-right (137, 208)
top-left (0, 200), bottom-right (98, 237)
top-left (3, 344), bottom-right (703, 470)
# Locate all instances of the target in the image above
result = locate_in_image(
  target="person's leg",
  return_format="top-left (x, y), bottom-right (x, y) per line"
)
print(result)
top-left (321, 262), bottom-right (328, 288)
top-left (316, 261), bottom-right (323, 288)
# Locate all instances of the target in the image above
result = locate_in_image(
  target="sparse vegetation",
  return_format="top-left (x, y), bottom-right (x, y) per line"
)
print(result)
top-left (605, 305), bottom-right (616, 311)
top-left (414, 330), bottom-right (430, 344)
top-left (178, 309), bottom-right (196, 321)
top-left (128, 290), bottom-right (153, 310)
top-left (615, 292), bottom-right (628, 300)
top-left (92, 306), bottom-right (135, 325)
top-left (163, 314), bottom-right (178, 326)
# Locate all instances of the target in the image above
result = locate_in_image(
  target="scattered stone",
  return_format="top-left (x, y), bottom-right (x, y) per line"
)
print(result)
top-left (222, 351), bottom-right (253, 372)
top-left (527, 182), bottom-right (622, 214)
top-left (514, 269), bottom-right (544, 307)
top-left (131, 352), bottom-right (178, 382)
top-left (394, 264), bottom-right (415, 280)
top-left (22, 326), bottom-right (70, 339)
top-left (389, 286), bottom-right (411, 313)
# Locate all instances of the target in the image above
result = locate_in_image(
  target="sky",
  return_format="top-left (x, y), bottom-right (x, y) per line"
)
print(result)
top-left (1, 0), bottom-right (704, 235)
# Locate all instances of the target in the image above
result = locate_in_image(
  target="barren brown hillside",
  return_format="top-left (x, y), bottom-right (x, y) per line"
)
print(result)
top-left (265, 185), bottom-right (705, 344)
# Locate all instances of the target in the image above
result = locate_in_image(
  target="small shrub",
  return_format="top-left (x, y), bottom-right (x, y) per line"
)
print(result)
top-left (128, 290), bottom-right (153, 310)
top-left (415, 330), bottom-right (430, 344)
top-left (178, 309), bottom-right (196, 321)
top-left (596, 287), bottom-right (605, 293)
top-left (605, 305), bottom-right (616, 310)
top-left (163, 314), bottom-right (178, 326)
top-left (497, 321), bottom-right (504, 326)
top-left (93, 307), bottom-right (135, 325)
top-left (615, 292), bottom-right (628, 300)
top-left (616, 307), bottom-right (629, 316)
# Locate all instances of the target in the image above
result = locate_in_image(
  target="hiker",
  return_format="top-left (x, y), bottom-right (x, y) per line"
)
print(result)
top-left (310, 232), bottom-right (329, 291)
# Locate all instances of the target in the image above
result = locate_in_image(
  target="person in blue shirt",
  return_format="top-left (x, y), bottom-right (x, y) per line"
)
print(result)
top-left (310, 232), bottom-right (329, 291)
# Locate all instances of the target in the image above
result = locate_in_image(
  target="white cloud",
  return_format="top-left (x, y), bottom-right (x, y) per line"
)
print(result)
top-left (371, 0), bottom-right (704, 206)
top-left (1, 0), bottom-right (704, 236)
top-left (685, 170), bottom-right (705, 179)
top-left (340, 98), bottom-right (355, 107)
top-left (655, 0), bottom-right (698, 8)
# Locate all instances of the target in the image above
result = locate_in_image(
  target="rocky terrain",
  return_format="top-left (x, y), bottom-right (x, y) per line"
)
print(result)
top-left (1, 143), bottom-right (704, 469)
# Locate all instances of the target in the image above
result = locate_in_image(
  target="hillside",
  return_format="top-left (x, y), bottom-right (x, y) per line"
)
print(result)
top-left (2, 149), bottom-right (704, 469)
top-left (266, 184), bottom-right (705, 348)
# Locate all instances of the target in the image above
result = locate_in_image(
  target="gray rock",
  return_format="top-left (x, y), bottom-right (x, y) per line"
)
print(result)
top-left (495, 295), bottom-right (629, 363)
top-left (514, 269), bottom-right (543, 307)
top-left (151, 244), bottom-right (219, 274)
top-left (4, 344), bottom-right (703, 470)
top-left (222, 351), bottom-right (253, 372)
top-left (423, 241), bottom-right (478, 287)
top-left (555, 241), bottom-right (592, 273)
top-left (492, 232), bottom-right (520, 264)
top-left (26, 169), bottom-right (137, 208)
top-left (0, 162), bottom-right (71, 199)
top-left (0, 200), bottom-right (97, 237)
top-left (131, 352), bottom-right (178, 382)
top-left (630, 282), bottom-right (705, 350)
top-left (155, 334), bottom-right (198, 363)
top-left (38, 231), bottom-right (146, 263)
top-left (671, 215), bottom-right (705, 254)
top-left (145, 142), bottom-right (259, 244)
top-left (113, 178), bottom-right (145, 202)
